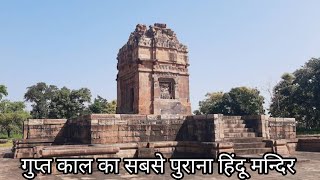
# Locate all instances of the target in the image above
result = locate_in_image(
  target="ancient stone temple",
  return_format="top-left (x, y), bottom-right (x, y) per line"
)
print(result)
top-left (13, 23), bottom-right (298, 163)
top-left (116, 23), bottom-right (191, 115)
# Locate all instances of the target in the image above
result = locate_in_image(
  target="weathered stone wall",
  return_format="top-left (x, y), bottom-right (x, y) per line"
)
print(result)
top-left (23, 119), bottom-right (67, 142)
top-left (23, 115), bottom-right (296, 144)
top-left (298, 138), bottom-right (320, 152)
top-left (268, 117), bottom-right (296, 139)
top-left (84, 114), bottom-right (222, 144)
top-left (243, 115), bottom-right (296, 139)
top-left (22, 114), bottom-right (223, 145)
top-left (19, 114), bottom-right (229, 158)
top-left (67, 115), bottom-right (91, 144)
top-left (17, 119), bottom-right (68, 158)
top-left (18, 114), bottom-right (298, 158)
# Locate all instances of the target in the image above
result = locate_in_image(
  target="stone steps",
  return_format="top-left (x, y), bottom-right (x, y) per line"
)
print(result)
top-left (222, 116), bottom-right (273, 156)
top-left (222, 116), bottom-right (242, 120)
top-left (234, 142), bottom-right (267, 149)
top-left (234, 148), bottom-right (272, 155)
top-left (224, 124), bottom-right (246, 128)
top-left (224, 132), bottom-right (256, 138)
top-left (223, 119), bottom-right (245, 124)
top-left (224, 128), bottom-right (254, 133)
top-left (224, 137), bottom-right (264, 143)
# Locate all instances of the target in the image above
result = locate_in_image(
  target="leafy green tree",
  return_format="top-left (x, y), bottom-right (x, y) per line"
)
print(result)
top-left (269, 73), bottom-right (297, 118)
top-left (0, 100), bottom-right (30, 137)
top-left (89, 96), bottom-right (116, 114)
top-left (48, 87), bottom-right (91, 119)
top-left (25, 82), bottom-right (92, 119)
top-left (0, 85), bottom-right (8, 101)
top-left (193, 110), bottom-right (201, 115)
top-left (24, 82), bottom-right (58, 118)
top-left (270, 58), bottom-right (320, 128)
top-left (226, 87), bottom-right (265, 115)
top-left (199, 92), bottom-right (225, 114)
top-left (198, 87), bottom-right (265, 115)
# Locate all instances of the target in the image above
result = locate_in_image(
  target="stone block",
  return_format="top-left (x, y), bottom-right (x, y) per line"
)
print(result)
top-left (120, 114), bottom-right (147, 121)
top-left (28, 119), bottom-right (44, 125)
top-left (147, 115), bottom-right (161, 120)
top-left (91, 114), bottom-right (118, 120)
top-left (114, 120), bottom-right (128, 125)
top-left (43, 119), bottom-right (67, 125)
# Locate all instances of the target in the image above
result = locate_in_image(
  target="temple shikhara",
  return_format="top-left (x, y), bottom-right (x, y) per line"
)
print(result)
top-left (117, 23), bottom-right (191, 115)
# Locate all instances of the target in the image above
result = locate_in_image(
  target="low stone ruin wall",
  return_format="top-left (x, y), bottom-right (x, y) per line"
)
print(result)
top-left (67, 114), bottom-right (223, 144)
top-left (17, 114), bottom-right (297, 158)
top-left (297, 138), bottom-right (320, 152)
top-left (242, 115), bottom-right (296, 139)
top-left (17, 114), bottom-right (229, 158)
top-left (15, 119), bottom-right (68, 158)
top-left (23, 115), bottom-right (296, 145)
top-left (23, 119), bottom-right (67, 142)
top-left (268, 117), bottom-right (296, 139)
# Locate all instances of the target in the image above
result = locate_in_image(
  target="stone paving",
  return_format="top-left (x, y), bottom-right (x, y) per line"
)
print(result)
top-left (1, 147), bottom-right (320, 180)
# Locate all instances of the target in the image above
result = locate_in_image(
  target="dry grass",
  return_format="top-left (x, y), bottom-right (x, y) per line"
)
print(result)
top-left (0, 140), bottom-right (13, 148)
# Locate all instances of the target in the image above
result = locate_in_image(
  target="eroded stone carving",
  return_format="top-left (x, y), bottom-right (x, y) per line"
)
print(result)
top-left (160, 82), bottom-right (173, 99)
top-left (118, 23), bottom-right (188, 55)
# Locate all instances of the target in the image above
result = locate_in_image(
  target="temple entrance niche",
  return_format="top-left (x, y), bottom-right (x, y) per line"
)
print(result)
top-left (159, 78), bottom-right (175, 99)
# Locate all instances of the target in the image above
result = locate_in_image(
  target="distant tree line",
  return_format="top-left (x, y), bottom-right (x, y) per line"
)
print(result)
top-left (0, 83), bottom-right (116, 138)
top-left (24, 82), bottom-right (116, 119)
top-left (0, 85), bottom-right (30, 137)
top-left (196, 57), bottom-right (320, 129)
top-left (196, 87), bottom-right (265, 116)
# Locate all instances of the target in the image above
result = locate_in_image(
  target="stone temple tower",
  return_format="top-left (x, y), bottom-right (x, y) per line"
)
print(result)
top-left (116, 23), bottom-right (191, 115)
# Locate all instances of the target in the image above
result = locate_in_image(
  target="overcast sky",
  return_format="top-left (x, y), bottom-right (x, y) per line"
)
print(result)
top-left (1, 1), bottom-right (320, 111)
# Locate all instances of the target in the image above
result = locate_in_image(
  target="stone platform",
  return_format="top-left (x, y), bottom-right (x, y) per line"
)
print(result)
top-left (14, 114), bottom-right (296, 158)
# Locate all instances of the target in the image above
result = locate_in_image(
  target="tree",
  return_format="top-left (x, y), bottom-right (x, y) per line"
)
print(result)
top-left (25, 82), bottom-right (92, 119)
top-left (198, 87), bottom-right (265, 115)
top-left (48, 87), bottom-right (92, 119)
top-left (0, 85), bottom-right (8, 101)
top-left (89, 96), bottom-right (116, 114)
top-left (270, 58), bottom-right (320, 129)
top-left (193, 110), bottom-right (201, 115)
top-left (199, 92), bottom-right (225, 114)
top-left (24, 82), bottom-right (58, 118)
top-left (269, 73), bottom-right (297, 118)
top-left (0, 100), bottom-right (30, 137)
top-left (226, 87), bottom-right (265, 115)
